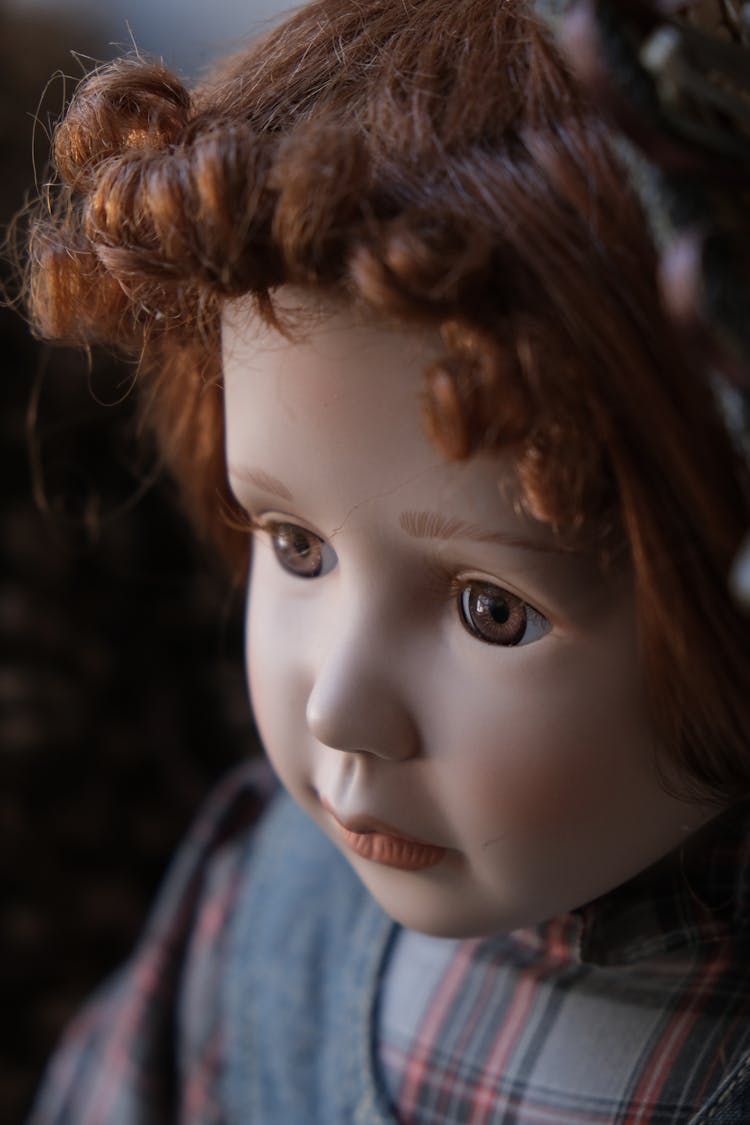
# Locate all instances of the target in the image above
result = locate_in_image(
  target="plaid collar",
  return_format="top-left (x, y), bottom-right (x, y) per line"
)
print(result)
top-left (504, 802), bottom-right (750, 969)
top-left (575, 801), bottom-right (750, 966)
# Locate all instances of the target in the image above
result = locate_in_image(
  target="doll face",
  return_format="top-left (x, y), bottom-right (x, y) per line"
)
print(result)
top-left (222, 291), bottom-right (716, 939)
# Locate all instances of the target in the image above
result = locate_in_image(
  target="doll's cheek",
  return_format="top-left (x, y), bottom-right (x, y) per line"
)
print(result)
top-left (455, 753), bottom-right (604, 845)
top-left (445, 700), bottom-right (652, 847)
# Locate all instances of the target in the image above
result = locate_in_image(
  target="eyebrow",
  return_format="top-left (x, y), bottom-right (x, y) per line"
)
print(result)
top-left (227, 465), bottom-right (294, 502)
top-left (398, 509), bottom-right (563, 553)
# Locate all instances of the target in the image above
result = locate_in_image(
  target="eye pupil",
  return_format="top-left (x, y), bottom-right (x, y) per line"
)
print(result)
top-left (294, 533), bottom-right (312, 557)
top-left (479, 595), bottom-right (510, 625)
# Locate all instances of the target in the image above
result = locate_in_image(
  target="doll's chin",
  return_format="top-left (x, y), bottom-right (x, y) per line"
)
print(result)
top-left (374, 896), bottom-right (535, 939)
top-left (345, 853), bottom-right (546, 939)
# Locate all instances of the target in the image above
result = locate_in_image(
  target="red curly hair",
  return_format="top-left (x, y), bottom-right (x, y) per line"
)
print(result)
top-left (23, 0), bottom-right (750, 800)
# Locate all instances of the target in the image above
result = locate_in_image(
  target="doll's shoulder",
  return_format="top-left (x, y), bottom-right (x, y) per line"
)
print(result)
top-left (28, 765), bottom-right (397, 1124)
top-left (27, 760), bottom-right (274, 1123)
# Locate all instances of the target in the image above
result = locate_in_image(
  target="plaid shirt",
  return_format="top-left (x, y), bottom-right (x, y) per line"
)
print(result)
top-left (29, 763), bottom-right (750, 1124)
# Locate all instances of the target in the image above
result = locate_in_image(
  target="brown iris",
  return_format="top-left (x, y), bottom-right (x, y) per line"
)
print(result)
top-left (459, 582), bottom-right (528, 646)
top-left (270, 523), bottom-right (325, 578)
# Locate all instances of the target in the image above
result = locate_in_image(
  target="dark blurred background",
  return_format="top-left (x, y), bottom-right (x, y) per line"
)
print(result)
top-left (5, 0), bottom-right (287, 73)
top-left (1, 2), bottom-right (288, 1117)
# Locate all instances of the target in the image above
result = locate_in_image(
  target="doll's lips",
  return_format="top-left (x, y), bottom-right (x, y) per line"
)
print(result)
top-left (320, 798), bottom-right (447, 870)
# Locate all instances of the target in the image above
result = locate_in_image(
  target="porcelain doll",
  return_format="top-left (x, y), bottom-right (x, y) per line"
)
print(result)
top-left (22, 0), bottom-right (750, 1122)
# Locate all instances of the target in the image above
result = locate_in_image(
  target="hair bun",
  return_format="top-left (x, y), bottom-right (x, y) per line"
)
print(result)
top-left (83, 120), bottom-right (279, 293)
top-left (54, 59), bottom-right (191, 192)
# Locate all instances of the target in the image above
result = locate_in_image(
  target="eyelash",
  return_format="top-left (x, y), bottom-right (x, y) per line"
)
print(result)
top-left (425, 559), bottom-right (551, 647)
top-left (222, 497), bottom-right (262, 536)
top-left (245, 515), bottom-right (551, 648)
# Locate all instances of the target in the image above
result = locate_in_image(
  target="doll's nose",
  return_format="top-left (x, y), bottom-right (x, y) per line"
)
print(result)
top-left (305, 627), bottom-right (419, 761)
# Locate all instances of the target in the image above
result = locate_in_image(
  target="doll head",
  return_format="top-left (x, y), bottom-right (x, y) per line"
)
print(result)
top-left (23, 0), bottom-right (750, 933)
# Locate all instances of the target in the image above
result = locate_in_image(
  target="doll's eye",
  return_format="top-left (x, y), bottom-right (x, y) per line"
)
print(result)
top-left (458, 581), bottom-right (550, 647)
top-left (268, 522), bottom-right (336, 579)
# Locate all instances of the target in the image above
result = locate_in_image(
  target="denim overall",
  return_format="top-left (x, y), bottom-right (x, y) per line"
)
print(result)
top-left (222, 793), bottom-right (750, 1125)
top-left (222, 796), bottom-right (750, 1120)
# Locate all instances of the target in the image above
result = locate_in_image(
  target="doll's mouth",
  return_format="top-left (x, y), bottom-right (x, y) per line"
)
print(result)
top-left (320, 798), bottom-right (447, 870)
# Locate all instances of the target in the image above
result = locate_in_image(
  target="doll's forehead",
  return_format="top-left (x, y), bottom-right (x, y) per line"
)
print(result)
top-left (222, 291), bottom-right (620, 614)
top-left (221, 289), bottom-right (444, 434)
top-left (222, 292), bottom-right (563, 554)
